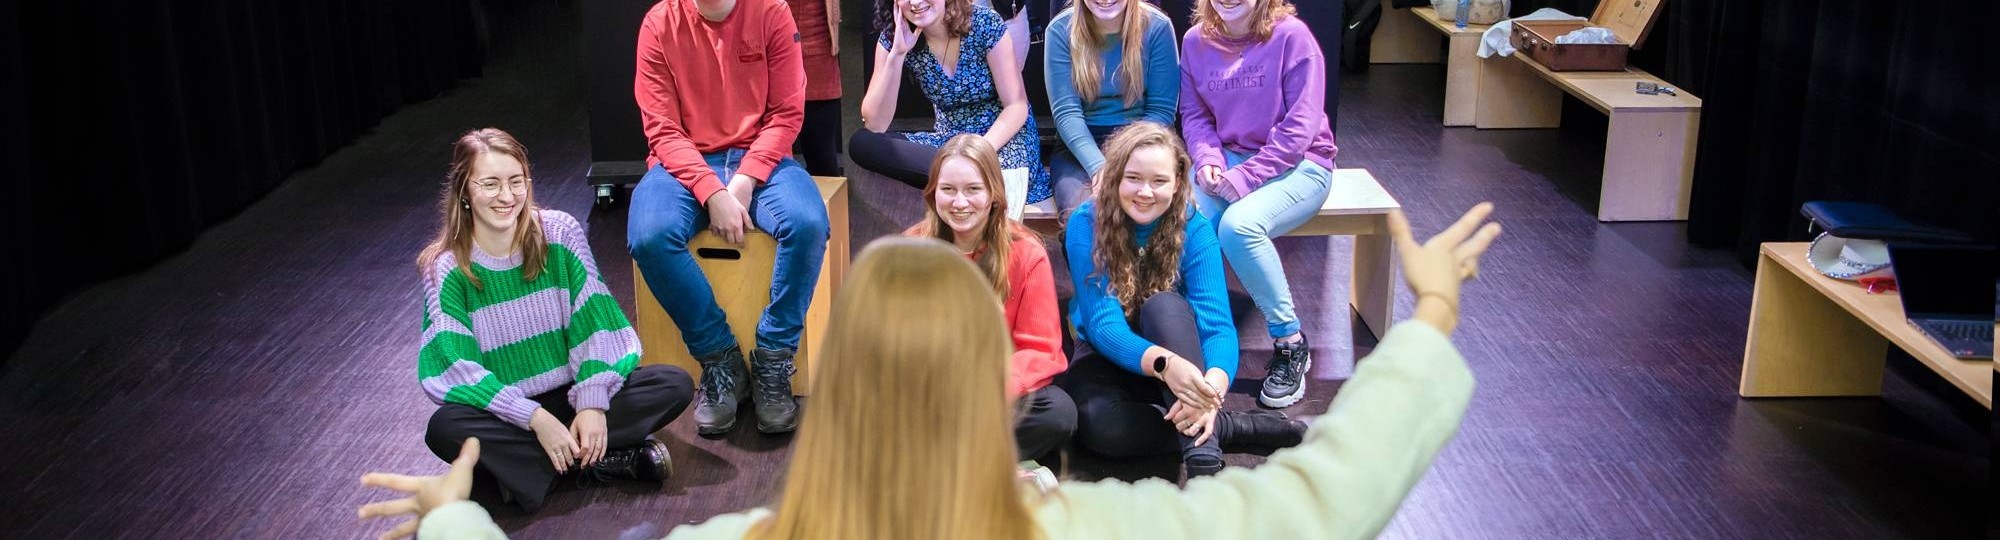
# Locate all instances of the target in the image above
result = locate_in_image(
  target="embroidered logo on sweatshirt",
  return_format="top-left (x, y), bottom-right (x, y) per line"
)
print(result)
top-left (1205, 63), bottom-right (1267, 92)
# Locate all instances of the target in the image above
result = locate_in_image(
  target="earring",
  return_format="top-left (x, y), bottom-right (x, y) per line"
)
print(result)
top-left (461, 199), bottom-right (470, 209)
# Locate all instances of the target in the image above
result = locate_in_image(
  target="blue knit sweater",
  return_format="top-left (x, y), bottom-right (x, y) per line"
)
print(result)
top-left (1063, 201), bottom-right (1238, 379)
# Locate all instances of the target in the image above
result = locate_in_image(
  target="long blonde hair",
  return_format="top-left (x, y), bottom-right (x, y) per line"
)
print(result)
top-left (1195, 0), bottom-right (1296, 42)
top-left (415, 128), bottom-right (546, 289)
top-left (905, 134), bottom-right (1034, 298)
top-left (748, 237), bottom-right (1040, 540)
top-left (1067, 1), bottom-right (1155, 106)
top-left (1090, 121), bottom-right (1193, 317)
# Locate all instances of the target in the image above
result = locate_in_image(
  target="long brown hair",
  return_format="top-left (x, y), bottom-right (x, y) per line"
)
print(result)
top-left (904, 134), bottom-right (1032, 298)
top-left (875, 0), bottom-right (973, 39)
top-left (748, 237), bottom-right (1039, 540)
top-left (415, 128), bottom-right (546, 289)
top-left (1067, 1), bottom-right (1155, 107)
top-left (1090, 121), bottom-right (1193, 317)
top-left (1195, 0), bottom-right (1296, 42)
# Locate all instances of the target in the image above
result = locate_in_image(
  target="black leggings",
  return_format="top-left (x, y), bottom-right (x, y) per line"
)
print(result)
top-left (423, 365), bottom-right (694, 513)
top-left (1014, 384), bottom-right (1078, 465)
top-left (846, 129), bottom-right (937, 189)
top-left (1062, 292), bottom-right (1221, 460)
top-left (796, 98), bottom-right (844, 177)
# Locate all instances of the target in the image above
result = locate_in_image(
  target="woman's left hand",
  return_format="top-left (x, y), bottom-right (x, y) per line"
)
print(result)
top-left (571, 409), bottom-right (608, 468)
top-left (358, 438), bottom-right (480, 540)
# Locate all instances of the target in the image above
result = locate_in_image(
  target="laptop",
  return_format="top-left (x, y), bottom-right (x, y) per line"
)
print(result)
top-left (1886, 244), bottom-right (1996, 359)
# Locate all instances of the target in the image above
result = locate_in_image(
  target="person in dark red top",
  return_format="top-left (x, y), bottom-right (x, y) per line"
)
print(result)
top-left (903, 134), bottom-right (1074, 466)
top-left (626, 0), bottom-right (824, 437)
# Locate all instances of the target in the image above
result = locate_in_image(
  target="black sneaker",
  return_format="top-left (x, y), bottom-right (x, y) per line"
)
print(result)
top-left (577, 437), bottom-right (671, 487)
top-left (693, 345), bottom-right (750, 436)
top-left (1258, 337), bottom-right (1312, 408)
top-left (1219, 409), bottom-right (1307, 451)
top-left (749, 347), bottom-right (800, 434)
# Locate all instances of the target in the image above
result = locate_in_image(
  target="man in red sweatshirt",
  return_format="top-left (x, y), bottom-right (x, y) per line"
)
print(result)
top-left (626, 0), bottom-right (823, 437)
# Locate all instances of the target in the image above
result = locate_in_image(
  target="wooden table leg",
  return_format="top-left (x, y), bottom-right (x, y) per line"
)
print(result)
top-left (1369, 0), bottom-right (1442, 64)
top-left (1442, 32), bottom-right (1483, 126)
top-left (1739, 252), bottom-right (1887, 399)
top-left (1474, 55), bottom-right (1562, 129)
top-left (1598, 109), bottom-right (1698, 221)
top-left (1352, 226), bottom-right (1396, 341)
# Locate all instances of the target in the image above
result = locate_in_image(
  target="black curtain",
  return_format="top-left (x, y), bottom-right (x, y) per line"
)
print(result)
top-left (1682, 0), bottom-right (1998, 264)
top-left (4, 1), bottom-right (485, 356)
top-left (1511, 0), bottom-right (1994, 264)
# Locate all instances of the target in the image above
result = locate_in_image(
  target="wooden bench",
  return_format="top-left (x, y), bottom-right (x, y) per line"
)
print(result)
top-left (1476, 52), bottom-right (1702, 222)
top-left (1370, 5), bottom-right (1493, 126)
top-left (632, 176), bottom-right (849, 395)
top-left (1022, 168), bottom-right (1402, 339)
top-left (1740, 242), bottom-right (1993, 409)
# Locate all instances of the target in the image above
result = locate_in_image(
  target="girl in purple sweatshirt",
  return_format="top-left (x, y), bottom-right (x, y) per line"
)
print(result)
top-left (1178, 0), bottom-right (1337, 409)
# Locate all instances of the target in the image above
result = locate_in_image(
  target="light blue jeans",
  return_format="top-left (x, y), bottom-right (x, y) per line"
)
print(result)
top-left (1192, 151), bottom-right (1334, 339)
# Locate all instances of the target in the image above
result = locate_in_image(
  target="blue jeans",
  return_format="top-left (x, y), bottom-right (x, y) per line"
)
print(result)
top-left (1192, 151), bottom-right (1333, 339)
top-left (627, 151), bottom-right (828, 356)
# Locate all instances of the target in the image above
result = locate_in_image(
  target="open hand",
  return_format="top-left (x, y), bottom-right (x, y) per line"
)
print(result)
top-left (1386, 203), bottom-right (1502, 334)
top-left (358, 438), bottom-right (480, 540)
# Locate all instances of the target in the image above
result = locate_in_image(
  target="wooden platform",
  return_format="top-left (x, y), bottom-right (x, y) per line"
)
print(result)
top-left (632, 176), bottom-right (849, 394)
top-left (1401, 6), bottom-right (1492, 126)
top-left (1476, 52), bottom-right (1702, 222)
top-left (1740, 242), bottom-right (1993, 408)
top-left (1023, 168), bottom-right (1401, 339)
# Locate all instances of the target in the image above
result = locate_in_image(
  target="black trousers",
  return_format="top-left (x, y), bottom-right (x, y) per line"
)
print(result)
top-left (1013, 384), bottom-right (1077, 465)
top-left (1046, 125), bottom-right (1118, 218)
top-left (424, 365), bottom-right (694, 513)
top-left (846, 129), bottom-right (936, 189)
top-left (1062, 292), bottom-right (1221, 460)
top-left (797, 98), bottom-right (844, 177)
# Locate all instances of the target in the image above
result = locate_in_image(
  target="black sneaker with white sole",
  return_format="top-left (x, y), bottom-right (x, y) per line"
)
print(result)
top-left (1259, 336), bottom-right (1311, 408)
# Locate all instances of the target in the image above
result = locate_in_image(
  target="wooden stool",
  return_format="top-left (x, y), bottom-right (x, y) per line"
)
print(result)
top-left (632, 176), bottom-right (849, 395)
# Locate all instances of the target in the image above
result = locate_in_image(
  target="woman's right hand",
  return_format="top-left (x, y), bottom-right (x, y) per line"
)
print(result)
top-left (1157, 354), bottom-right (1221, 410)
top-left (529, 408), bottom-right (579, 474)
top-left (889, 3), bottom-right (918, 57)
top-left (1386, 203), bottom-right (1502, 335)
top-left (1197, 165), bottom-right (1224, 192)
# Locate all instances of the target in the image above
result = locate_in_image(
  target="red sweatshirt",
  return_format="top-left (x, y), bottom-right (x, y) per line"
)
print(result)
top-left (996, 233), bottom-right (1068, 398)
top-left (634, 0), bottom-right (805, 205)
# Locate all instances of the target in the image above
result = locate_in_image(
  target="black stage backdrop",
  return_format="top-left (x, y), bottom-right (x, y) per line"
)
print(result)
top-left (2, 1), bottom-right (485, 356)
top-left (1510, 0), bottom-right (1995, 263)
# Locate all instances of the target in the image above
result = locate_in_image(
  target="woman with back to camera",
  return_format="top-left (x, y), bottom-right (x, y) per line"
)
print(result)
top-left (360, 179), bottom-right (1505, 540)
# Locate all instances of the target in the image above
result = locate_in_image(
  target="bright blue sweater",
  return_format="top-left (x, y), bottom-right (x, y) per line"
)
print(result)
top-left (1064, 201), bottom-right (1238, 379)
top-left (1043, 6), bottom-right (1180, 175)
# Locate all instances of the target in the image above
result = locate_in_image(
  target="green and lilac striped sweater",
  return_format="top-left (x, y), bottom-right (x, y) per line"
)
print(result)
top-left (419, 209), bottom-right (640, 429)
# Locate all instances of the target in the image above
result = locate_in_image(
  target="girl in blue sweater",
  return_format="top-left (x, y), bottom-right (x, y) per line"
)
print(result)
top-left (1042, 0), bottom-right (1179, 216)
top-left (1061, 121), bottom-right (1304, 478)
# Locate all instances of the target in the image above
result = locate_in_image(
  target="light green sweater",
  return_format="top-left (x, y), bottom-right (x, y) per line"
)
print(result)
top-left (419, 321), bottom-right (1473, 539)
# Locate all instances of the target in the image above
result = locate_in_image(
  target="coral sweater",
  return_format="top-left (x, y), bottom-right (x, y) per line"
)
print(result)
top-left (989, 233), bottom-right (1066, 398)
top-left (634, 0), bottom-right (805, 204)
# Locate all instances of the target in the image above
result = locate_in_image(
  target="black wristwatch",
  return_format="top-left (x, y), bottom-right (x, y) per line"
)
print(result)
top-left (1153, 355), bottom-right (1169, 375)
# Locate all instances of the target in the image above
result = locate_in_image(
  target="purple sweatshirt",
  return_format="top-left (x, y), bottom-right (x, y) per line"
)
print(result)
top-left (1179, 17), bottom-right (1338, 201)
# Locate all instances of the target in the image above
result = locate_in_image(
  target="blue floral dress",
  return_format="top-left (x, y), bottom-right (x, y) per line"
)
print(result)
top-left (879, 5), bottom-right (1050, 203)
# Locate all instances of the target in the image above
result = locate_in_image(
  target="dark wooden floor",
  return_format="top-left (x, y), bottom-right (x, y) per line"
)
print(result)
top-left (2, 2), bottom-right (1988, 538)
